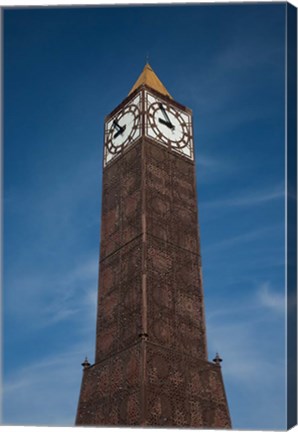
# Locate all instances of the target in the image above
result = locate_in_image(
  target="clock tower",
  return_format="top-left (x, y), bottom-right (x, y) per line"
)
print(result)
top-left (75, 63), bottom-right (232, 428)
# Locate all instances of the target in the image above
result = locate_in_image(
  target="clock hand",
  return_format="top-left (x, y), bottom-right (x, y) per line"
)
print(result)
top-left (113, 119), bottom-right (122, 132)
top-left (114, 125), bottom-right (126, 139)
top-left (158, 117), bottom-right (174, 129)
top-left (158, 104), bottom-right (174, 129)
top-left (159, 104), bottom-right (172, 124)
top-left (113, 119), bottom-right (126, 138)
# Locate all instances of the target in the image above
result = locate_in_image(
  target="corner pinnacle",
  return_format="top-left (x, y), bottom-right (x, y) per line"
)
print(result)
top-left (81, 357), bottom-right (91, 370)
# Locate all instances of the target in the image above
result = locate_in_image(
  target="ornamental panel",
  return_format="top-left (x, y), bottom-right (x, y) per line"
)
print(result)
top-left (147, 239), bottom-right (173, 277)
top-left (150, 274), bottom-right (174, 311)
top-left (101, 144), bottom-right (142, 259)
top-left (146, 392), bottom-right (173, 426)
top-left (97, 254), bottom-right (120, 298)
top-left (147, 163), bottom-right (171, 194)
top-left (76, 344), bottom-right (142, 426)
top-left (175, 315), bottom-right (206, 358)
top-left (174, 251), bottom-right (201, 290)
top-left (171, 153), bottom-right (195, 177)
top-left (145, 234), bottom-right (206, 357)
top-left (175, 290), bottom-right (203, 324)
top-left (96, 237), bottom-right (143, 362)
top-left (145, 343), bottom-right (231, 428)
top-left (146, 217), bottom-right (170, 243)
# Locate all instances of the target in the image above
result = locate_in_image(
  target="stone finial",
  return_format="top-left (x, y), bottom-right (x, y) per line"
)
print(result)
top-left (81, 356), bottom-right (91, 370)
top-left (212, 352), bottom-right (223, 365)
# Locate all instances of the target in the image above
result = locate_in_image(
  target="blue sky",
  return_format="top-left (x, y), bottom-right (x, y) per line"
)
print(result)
top-left (3, 3), bottom-right (287, 429)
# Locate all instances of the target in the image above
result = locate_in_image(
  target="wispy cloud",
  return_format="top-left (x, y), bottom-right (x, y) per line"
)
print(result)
top-left (4, 153), bottom-right (101, 265)
top-left (3, 152), bottom-right (101, 425)
top-left (204, 224), bottom-right (281, 253)
top-left (3, 345), bottom-right (89, 426)
top-left (183, 28), bottom-right (283, 122)
top-left (3, 257), bottom-right (99, 425)
top-left (201, 183), bottom-right (284, 209)
top-left (206, 280), bottom-right (286, 429)
top-left (257, 281), bottom-right (285, 314)
top-left (197, 154), bottom-right (223, 169)
top-left (194, 151), bottom-right (240, 184)
top-left (208, 320), bottom-right (284, 383)
top-left (6, 255), bottom-right (98, 332)
top-left (207, 280), bottom-right (285, 322)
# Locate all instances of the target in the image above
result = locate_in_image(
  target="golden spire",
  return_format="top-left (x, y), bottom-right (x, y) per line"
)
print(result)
top-left (128, 63), bottom-right (172, 99)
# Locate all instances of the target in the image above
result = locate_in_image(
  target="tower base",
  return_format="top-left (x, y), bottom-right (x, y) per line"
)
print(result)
top-left (76, 340), bottom-right (231, 428)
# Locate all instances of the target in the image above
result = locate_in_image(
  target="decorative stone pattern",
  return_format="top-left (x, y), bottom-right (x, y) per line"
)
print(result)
top-left (76, 344), bottom-right (142, 426)
top-left (95, 236), bottom-right (143, 362)
top-left (95, 143), bottom-right (143, 362)
top-left (145, 141), bottom-right (207, 360)
top-left (145, 342), bottom-right (231, 428)
top-left (100, 143), bottom-right (142, 259)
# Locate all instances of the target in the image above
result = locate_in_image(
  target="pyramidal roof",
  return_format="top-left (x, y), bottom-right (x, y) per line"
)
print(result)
top-left (128, 63), bottom-right (172, 99)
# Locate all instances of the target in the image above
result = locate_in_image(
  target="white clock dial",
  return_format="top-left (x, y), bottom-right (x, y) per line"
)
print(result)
top-left (104, 94), bottom-right (141, 166)
top-left (108, 110), bottom-right (135, 149)
top-left (145, 92), bottom-right (193, 160)
top-left (150, 103), bottom-right (185, 143)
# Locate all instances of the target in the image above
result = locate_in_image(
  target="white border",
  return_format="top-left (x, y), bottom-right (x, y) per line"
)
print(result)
top-left (0, 2), bottom-right (297, 432)
top-left (0, 0), bottom-right (297, 6)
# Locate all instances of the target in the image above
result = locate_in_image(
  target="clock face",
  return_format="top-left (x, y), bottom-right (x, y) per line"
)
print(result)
top-left (104, 94), bottom-right (141, 166)
top-left (145, 91), bottom-right (193, 160)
